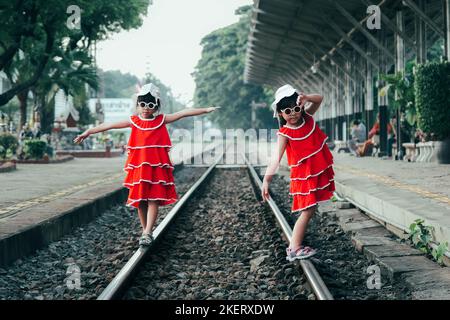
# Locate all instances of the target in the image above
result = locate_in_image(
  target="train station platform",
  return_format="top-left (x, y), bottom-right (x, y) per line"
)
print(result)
top-left (0, 142), bottom-right (209, 267)
top-left (332, 152), bottom-right (450, 256)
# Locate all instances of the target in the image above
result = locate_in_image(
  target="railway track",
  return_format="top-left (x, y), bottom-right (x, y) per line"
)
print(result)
top-left (97, 152), bottom-right (332, 300)
top-left (0, 147), bottom-right (415, 301)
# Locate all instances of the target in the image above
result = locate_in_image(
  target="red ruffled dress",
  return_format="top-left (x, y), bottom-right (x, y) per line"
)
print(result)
top-left (123, 114), bottom-right (178, 208)
top-left (277, 111), bottom-right (335, 213)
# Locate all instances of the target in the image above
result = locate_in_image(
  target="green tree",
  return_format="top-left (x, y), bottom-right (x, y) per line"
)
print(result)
top-left (100, 70), bottom-right (139, 98)
top-left (0, 0), bottom-right (151, 106)
top-left (193, 5), bottom-right (275, 130)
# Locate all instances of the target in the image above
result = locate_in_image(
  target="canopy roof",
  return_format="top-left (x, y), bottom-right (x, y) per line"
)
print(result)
top-left (244, 0), bottom-right (444, 91)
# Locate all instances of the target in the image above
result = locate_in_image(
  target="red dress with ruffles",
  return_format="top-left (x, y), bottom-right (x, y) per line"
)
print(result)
top-left (277, 111), bottom-right (335, 213)
top-left (123, 114), bottom-right (178, 208)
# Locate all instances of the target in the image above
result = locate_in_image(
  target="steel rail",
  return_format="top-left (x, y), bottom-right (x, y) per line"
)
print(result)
top-left (97, 153), bottom-right (223, 300)
top-left (243, 154), bottom-right (333, 300)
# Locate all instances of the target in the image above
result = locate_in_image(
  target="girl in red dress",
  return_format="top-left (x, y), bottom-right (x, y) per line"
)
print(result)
top-left (74, 83), bottom-right (218, 246)
top-left (262, 84), bottom-right (334, 261)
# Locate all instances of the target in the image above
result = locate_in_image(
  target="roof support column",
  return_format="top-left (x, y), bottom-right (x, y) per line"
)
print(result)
top-left (445, 0), bottom-right (450, 59)
top-left (396, 9), bottom-right (406, 159)
top-left (345, 60), bottom-right (352, 137)
top-left (415, 0), bottom-right (427, 64)
top-left (366, 42), bottom-right (374, 113)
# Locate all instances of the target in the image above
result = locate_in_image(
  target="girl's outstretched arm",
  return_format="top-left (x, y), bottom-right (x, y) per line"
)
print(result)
top-left (164, 106), bottom-right (219, 124)
top-left (73, 119), bottom-right (131, 144)
top-left (261, 134), bottom-right (288, 201)
top-left (297, 93), bottom-right (323, 116)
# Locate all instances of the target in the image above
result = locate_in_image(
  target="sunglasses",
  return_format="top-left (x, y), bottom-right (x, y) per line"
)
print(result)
top-left (280, 106), bottom-right (302, 115)
top-left (138, 101), bottom-right (158, 109)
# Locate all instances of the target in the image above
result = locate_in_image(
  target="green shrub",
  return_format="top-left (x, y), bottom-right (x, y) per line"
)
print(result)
top-left (0, 133), bottom-right (18, 159)
top-left (409, 219), bottom-right (449, 265)
top-left (414, 61), bottom-right (450, 140)
top-left (24, 140), bottom-right (47, 160)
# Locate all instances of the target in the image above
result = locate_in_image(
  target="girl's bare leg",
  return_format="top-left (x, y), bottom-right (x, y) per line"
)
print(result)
top-left (143, 201), bottom-right (158, 235)
top-left (137, 201), bottom-right (148, 233)
top-left (290, 206), bottom-right (316, 250)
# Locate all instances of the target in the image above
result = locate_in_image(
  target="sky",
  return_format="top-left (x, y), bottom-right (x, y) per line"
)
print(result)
top-left (96, 0), bottom-right (252, 105)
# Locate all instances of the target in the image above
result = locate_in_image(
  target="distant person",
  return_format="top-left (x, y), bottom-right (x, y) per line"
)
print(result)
top-left (32, 123), bottom-right (42, 139)
top-left (357, 114), bottom-right (393, 157)
top-left (387, 115), bottom-right (397, 157)
top-left (74, 83), bottom-right (219, 247)
top-left (347, 119), bottom-right (366, 155)
top-left (262, 84), bottom-right (334, 261)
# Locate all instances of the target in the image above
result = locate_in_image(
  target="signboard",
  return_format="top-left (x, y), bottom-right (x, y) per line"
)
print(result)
top-left (88, 98), bottom-right (134, 124)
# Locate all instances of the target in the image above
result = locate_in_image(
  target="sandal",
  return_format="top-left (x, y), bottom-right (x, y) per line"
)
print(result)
top-left (139, 233), bottom-right (154, 247)
top-left (286, 246), bottom-right (317, 261)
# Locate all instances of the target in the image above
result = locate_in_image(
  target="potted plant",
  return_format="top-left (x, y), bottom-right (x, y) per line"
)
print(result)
top-left (380, 64), bottom-right (418, 160)
top-left (415, 61), bottom-right (450, 164)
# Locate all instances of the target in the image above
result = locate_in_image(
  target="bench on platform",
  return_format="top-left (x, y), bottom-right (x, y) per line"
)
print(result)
top-left (402, 143), bottom-right (417, 162)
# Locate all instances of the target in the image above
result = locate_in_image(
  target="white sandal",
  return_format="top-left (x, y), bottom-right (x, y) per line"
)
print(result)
top-left (286, 246), bottom-right (317, 261)
top-left (139, 233), bottom-right (154, 246)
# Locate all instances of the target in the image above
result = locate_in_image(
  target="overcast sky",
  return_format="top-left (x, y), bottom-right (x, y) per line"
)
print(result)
top-left (96, 0), bottom-right (252, 105)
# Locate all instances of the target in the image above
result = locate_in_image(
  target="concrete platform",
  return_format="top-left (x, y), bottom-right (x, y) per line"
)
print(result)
top-left (317, 201), bottom-right (450, 299)
top-left (0, 142), bottom-right (214, 267)
top-left (333, 152), bottom-right (450, 253)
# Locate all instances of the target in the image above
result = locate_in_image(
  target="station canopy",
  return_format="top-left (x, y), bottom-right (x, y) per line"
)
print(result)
top-left (244, 0), bottom-right (444, 91)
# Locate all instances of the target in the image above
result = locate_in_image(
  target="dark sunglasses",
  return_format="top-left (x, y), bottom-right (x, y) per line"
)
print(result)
top-left (280, 106), bottom-right (302, 115)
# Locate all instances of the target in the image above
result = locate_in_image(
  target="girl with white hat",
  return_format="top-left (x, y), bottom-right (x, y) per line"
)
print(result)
top-left (262, 84), bottom-right (335, 260)
top-left (74, 83), bottom-right (219, 246)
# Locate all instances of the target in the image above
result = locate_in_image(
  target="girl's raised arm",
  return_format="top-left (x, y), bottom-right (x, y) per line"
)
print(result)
top-left (297, 93), bottom-right (323, 116)
top-left (73, 118), bottom-right (131, 144)
top-left (261, 134), bottom-right (288, 201)
top-left (164, 106), bottom-right (219, 124)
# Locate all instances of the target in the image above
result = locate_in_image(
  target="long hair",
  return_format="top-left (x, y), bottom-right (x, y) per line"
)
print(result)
top-left (276, 92), bottom-right (299, 127)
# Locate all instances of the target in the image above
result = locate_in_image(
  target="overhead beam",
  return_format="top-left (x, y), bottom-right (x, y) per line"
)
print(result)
top-left (359, 0), bottom-right (416, 48)
top-left (323, 15), bottom-right (380, 70)
top-left (311, 42), bottom-right (361, 83)
top-left (331, 0), bottom-right (396, 62)
top-left (403, 0), bottom-right (444, 38)
top-left (263, 0), bottom-right (307, 81)
top-left (315, 29), bottom-right (366, 79)
top-left (280, 52), bottom-right (342, 90)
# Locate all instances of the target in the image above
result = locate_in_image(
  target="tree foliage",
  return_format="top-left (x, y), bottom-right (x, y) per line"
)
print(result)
top-left (100, 70), bottom-right (139, 98)
top-left (0, 0), bottom-right (151, 106)
top-left (193, 6), bottom-right (275, 130)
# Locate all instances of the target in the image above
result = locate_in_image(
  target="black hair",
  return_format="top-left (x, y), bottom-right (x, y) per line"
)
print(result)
top-left (137, 92), bottom-right (160, 110)
top-left (352, 119), bottom-right (360, 126)
top-left (276, 92), bottom-right (299, 127)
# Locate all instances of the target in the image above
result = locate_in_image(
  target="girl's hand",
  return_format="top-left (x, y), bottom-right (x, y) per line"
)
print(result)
top-left (206, 106), bottom-right (220, 113)
top-left (261, 181), bottom-right (270, 201)
top-left (297, 93), bottom-right (308, 110)
top-left (73, 130), bottom-right (90, 144)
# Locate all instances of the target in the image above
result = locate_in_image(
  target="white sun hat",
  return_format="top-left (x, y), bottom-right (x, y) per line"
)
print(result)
top-left (137, 83), bottom-right (161, 101)
top-left (271, 84), bottom-right (299, 118)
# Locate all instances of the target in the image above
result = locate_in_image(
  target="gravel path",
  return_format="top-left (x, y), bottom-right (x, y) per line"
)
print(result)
top-left (124, 168), bottom-right (314, 300)
top-left (258, 168), bottom-right (412, 300)
top-left (0, 166), bottom-right (207, 300)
